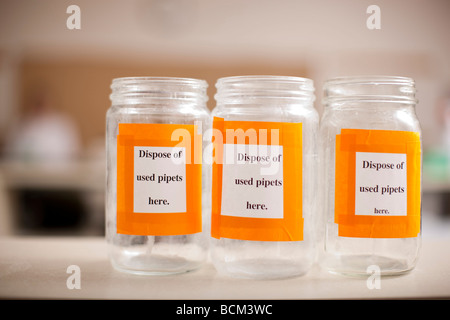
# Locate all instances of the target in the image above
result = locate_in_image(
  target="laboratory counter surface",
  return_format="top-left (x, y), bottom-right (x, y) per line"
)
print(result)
top-left (0, 236), bottom-right (449, 300)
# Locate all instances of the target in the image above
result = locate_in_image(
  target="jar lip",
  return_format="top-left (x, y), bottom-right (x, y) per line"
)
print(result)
top-left (324, 75), bottom-right (415, 86)
top-left (323, 75), bottom-right (417, 105)
top-left (111, 76), bottom-right (208, 89)
top-left (110, 76), bottom-right (208, 105)
top-left (215, 75), bottom-right (315, 103)
top-left (216, 75), bottom-right (314, 88)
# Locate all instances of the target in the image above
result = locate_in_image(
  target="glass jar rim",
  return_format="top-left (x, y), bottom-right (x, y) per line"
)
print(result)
top-left (216, 75), bottom-right (314, 85)
top-left (215, 75), bottom-right (315, 103)
top-left (110, 76), bottom-right (208, 105)
top-left (111, 76), bottom-right (208, 89)
top-left (323, 75), bottom-right (417, 105)
top-left (323, 75), bottom-right (415, 86)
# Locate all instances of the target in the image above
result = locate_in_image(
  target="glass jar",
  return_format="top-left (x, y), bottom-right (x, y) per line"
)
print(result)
top-left (319, 76), bottom-right (422, 276)
top-left (106, 77), bottom-right (210, 275)
top-left (210, 75), bottom-right (318, 279)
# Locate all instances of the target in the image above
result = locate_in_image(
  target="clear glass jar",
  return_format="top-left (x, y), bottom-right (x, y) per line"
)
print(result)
top-left (106, 77), bottom-right (210, 275)
top-left (210, 75), bottom-right (318, 279)
top-left (319, 76), bottom-right (422, 276)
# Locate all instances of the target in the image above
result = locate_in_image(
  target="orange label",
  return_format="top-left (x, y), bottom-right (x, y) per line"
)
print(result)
top-left (334, 129), bottom-right (421, 238)
top-left (211, 117), bottom-right (303, 241)
top-left (116, 123), bottom-right (202, 236)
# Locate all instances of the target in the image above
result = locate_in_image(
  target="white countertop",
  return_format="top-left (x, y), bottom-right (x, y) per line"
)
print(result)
top-left (0, 235), bottom-right (449, 300)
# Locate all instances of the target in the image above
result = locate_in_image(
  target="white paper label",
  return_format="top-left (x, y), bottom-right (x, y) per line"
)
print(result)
top-left (354, 152), bottom-right (407, 216)
top-left (133, 146), bottom-right (186, 213)
top-left (220, 144), bottom-right (284, 219)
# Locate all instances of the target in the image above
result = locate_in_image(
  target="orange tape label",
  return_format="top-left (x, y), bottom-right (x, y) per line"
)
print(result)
top-left (211, 118), bottom-right (303, 241)
top-left (335, 129), bottom-right (421, 238)
top-left (116, 123), bottom-right (202, 236)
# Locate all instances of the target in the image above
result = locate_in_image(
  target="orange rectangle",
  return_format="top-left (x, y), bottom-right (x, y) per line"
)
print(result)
top-left (116, 123), bottom-right (202, 236)
top-left (211, 117), bottom-right (303, 241)
top-left (334, 129), bottom-right (421, 238)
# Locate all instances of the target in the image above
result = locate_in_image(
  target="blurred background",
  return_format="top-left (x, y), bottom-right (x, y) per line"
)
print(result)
top-left (0, 0), bottom-right (448, 238)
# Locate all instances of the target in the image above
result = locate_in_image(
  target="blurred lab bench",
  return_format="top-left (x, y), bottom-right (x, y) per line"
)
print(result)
top-left (0, 236), bottom-right (449, 300)
top-left (0, 158), bottom-right (448, 236)
top-left (0, 159), bottom-right (105, 236)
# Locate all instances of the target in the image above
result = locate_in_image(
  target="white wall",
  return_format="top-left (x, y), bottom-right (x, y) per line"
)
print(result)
top-left (1, 0), bottom-right (449, 146)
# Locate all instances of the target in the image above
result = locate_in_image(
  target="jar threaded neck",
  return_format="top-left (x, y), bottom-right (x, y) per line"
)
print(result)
top-left (110, 77), bottom-right (208, 105)
top-left (323, 76), bottom-right (417, 105)
top-left (215, 75), bottom-right (315, 104)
